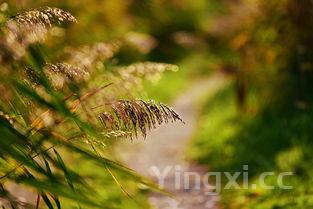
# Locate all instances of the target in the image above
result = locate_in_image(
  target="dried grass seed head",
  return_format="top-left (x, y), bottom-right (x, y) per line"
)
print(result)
top-left (1, 7), bottom-right (76, 61)
top-left (99, 99), bottom-right (184, 139)
top-left (64, 41), bottom-right (121, 70)
top-left (10, 6), bottom-right (76, 28)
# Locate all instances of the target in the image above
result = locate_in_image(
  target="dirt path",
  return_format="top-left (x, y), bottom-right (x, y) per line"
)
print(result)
top-left (116, 72), bottom-right (228, 209)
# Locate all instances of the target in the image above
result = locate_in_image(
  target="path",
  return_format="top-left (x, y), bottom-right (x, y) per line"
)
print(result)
top-left (116, 72), bottom-right (228, 209)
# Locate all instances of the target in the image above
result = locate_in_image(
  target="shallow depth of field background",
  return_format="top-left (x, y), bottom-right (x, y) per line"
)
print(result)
top-left (2, 0), bottom-right (313, 209)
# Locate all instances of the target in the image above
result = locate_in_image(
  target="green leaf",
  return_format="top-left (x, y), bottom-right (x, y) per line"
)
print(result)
top-left (41, 193), bottom-right (54, 209)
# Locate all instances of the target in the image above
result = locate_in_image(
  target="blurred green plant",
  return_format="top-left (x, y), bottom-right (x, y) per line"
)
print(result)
top-left (187, 0), bottom-right (313, 208)
top-left (189, 82), bottom-right (313, 209)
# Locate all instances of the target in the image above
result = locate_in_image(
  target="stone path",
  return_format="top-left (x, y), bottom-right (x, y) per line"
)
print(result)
top-left (116, 72), bottom-right (228, 209)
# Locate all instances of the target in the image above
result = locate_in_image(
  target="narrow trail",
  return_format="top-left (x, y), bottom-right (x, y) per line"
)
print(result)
top-left (116, 72), bottom-right (228, 209)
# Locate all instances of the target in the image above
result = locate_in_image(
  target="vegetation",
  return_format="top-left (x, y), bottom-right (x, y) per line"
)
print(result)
top-left (189, 81), bottom-right (313, 209)
top-left (0, 5), bottom-right (183, 209)
top-left (1, 0), bottom-right (313, 208)
top-left (188, 1), bottom-right (313, 208)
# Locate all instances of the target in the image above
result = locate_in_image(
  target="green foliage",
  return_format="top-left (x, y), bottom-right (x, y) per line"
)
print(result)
top-left (186, 1), bottom-right (313, 207)
top-left (1, 0), bottom-right (313, 208)
top-left (189, 83), bottom-right (313, 209)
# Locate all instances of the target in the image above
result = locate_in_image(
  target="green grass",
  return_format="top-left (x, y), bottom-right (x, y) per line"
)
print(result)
top-left (143, 69), bottom-right (189, 103)
top-left (188, 82), bottom-right (313, 209)
top-left (61, 153), bottom-right (151, 209)
top-left (144, 52), bottom-right (216, 103)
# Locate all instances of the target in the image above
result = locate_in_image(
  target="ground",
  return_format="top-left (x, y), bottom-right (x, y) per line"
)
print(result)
top-left (115, 72), bottom-right (228, 209)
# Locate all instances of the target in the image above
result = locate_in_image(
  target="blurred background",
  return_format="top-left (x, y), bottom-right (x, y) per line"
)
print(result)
top-left (1, 0), bottom-right (313, 208)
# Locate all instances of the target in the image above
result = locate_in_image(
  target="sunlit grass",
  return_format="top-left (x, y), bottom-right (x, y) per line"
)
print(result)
top-left (144, 53), bottom-right (215, 103)
top-left (61, 158), bottom-right (151, 209)
top-left (189, 83), bottom-right (313, 209)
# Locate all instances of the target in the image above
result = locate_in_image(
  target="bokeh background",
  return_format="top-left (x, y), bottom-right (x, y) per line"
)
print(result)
top-left (1, 0), bottom-right (313, 208)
